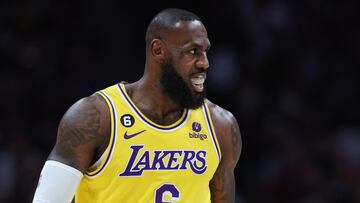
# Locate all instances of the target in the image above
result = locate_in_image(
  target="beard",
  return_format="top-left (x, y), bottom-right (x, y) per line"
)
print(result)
top-left (160, 60), bottom-right (206, 109)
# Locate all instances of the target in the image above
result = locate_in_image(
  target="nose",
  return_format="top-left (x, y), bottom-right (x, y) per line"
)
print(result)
top-left (196, 52), bottom-right (209, 69)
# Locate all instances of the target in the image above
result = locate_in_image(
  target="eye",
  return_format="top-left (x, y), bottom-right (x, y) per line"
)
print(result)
top-left (189, 49), bottom-right (196, 55)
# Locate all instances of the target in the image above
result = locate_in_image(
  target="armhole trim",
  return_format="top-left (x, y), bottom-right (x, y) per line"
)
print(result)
top-left (202, 103), bottom-right (222, 162)
top-left (85, 91), bottom-right (117, 178)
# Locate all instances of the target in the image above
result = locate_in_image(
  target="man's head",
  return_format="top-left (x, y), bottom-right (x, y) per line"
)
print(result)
top-left (145, 8), bottom-right (211, 109)
top-left (145, 8), bottom-right (202, 49)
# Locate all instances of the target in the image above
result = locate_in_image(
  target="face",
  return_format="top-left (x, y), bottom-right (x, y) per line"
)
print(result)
top-left (160, 20), bottom-right (211, 109)
top-left (160, 59), bottom-right (206, 109)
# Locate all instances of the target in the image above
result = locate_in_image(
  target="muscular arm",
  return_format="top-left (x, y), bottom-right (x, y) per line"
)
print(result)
top-left (48, 93), bottom-right (110, 172)
top-left (207, 101), bottom-right (242, 203)
top-left (33, 93), bottom-right (110, 203)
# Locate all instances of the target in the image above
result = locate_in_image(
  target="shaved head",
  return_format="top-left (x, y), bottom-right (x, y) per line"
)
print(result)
top-left (145, 8), bottom-right (202, 48)
top-left (144, 8), bottom-right (209, 109)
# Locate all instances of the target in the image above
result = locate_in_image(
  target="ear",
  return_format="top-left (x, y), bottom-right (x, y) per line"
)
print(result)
top-left (150, 39), bottom-right (166, 63)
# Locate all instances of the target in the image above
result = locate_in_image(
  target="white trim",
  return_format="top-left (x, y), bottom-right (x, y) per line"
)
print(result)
top-left (87, 149), bottom-right (107, 171)
top-left (85, 90), bottom-right (118, 178)
top-left (202, 104), bottom-right (221, 162)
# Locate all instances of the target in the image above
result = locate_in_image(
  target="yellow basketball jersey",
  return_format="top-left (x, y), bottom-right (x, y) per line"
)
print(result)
top-left (75, 83), bottom-right (221, 203)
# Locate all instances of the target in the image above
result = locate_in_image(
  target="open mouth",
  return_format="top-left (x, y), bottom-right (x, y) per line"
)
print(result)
top-left (190, 73), bottom-right (206, 92)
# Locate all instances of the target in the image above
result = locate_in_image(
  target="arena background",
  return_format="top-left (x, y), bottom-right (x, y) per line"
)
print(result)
top-left (0, 0), bottom-right (359, 202)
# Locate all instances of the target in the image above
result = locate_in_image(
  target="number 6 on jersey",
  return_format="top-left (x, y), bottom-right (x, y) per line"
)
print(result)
top-left (155, 184), bottom-right (180, 203)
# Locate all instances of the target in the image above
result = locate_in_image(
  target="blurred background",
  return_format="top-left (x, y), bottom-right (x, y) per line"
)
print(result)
top-left (0, 0), bottom-right (359, 202)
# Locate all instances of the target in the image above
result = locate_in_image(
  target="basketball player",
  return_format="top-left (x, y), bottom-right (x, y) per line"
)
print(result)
top-left (33, 8), bottom-right (242, 203)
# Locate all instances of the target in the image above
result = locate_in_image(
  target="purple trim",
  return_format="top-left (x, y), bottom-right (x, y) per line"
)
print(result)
top-left (117, 83), bottom-right (188, 130)
top-left (203, 104), bottom-right (221, 160)
top-left (86, 91), bottom-right (116, 177)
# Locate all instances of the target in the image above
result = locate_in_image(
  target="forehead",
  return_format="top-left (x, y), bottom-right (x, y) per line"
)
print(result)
top-left (167, 20), bottom-right (210, 48)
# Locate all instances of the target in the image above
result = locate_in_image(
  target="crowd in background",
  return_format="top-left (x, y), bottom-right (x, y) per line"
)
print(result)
top-left (0, 0), bottom-right (359, 202)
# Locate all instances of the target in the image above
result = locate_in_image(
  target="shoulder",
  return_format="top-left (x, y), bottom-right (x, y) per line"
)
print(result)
top-left (69, 93), bottom-right (109, 117)
top-left (61, 93), bottom-right (110, 130)
top-left (205, 99), bottom-right (235, 127)
top-left (49, 93), bottom-right (110, 172)
top-left (61, 92), bottom-right (111, 146)
top-left (205, 99), bottom-right (241, 168)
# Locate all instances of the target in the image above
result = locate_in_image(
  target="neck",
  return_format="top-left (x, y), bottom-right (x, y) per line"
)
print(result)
top-left (125, 77), bottom-right (184, 126)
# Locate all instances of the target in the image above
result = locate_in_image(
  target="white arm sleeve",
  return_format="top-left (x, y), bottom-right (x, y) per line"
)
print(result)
top-left (33, 160), bottom-right (83, 203)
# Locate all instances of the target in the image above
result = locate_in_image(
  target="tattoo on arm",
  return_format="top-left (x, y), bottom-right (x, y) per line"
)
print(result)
top-left (210, 169), bottom-right (225, 198)
top-left (54, 96), bottom-right (102, 169)
top-left (210, 168), bottom-right (232, 202)
top-left (230, 116), bottom-right (241, 162)
top-left (210, 110), bottom-right (241, 203)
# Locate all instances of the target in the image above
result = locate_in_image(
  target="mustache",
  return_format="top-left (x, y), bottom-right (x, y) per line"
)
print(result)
top-left (192, 68), bottom-right (207, 74)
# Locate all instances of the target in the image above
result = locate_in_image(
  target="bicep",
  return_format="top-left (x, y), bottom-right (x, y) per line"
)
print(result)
top-left (209, 105), bottom-right (242, 203)
top-left (48, 94), bottom-right (109, 173)
top-left (210, 162), bottom-right (236, 203)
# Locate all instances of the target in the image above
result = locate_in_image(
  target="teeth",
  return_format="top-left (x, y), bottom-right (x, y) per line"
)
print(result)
top-left (191, 77), bottom-right (205, 85)
top-left (191, 74), bottom-right (206, 85)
